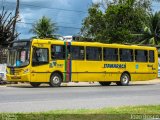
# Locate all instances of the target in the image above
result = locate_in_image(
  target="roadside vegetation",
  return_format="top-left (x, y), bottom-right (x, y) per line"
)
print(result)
top-left (29, 16), bottom-right (58, 39)
top-left (0, 105), bottom-right (160, 120)
top-left (1, 0), bottom-right (160, 45)
top-left (80, 0), bottom-right (160, 45)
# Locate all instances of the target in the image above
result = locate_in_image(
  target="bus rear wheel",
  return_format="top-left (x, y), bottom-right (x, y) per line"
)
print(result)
top-left (99, 82), bottom-right (111, 86)
top-left (30, 82), bottom-right (41, 87)
top-left (116, 73), bottom-right (130, 86)
top-left (49, 73), bottom-right (62, 87)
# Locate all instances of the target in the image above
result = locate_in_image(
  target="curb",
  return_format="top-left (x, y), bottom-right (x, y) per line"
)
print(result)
top-left (1, 79), bottom-right (160, 87)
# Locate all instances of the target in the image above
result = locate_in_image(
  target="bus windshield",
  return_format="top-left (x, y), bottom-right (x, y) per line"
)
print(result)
top-left (7, 41), bottom-right (30, 67)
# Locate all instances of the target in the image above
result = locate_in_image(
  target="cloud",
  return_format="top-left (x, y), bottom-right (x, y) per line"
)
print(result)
top-left (1, 0), bottom-right (92, 38)
top-left (92, 0), bottom-right (101, 4)
top-left (4, 0), bottom-right (159, 39)
top-left (152, 1), bottom-right (160, 12)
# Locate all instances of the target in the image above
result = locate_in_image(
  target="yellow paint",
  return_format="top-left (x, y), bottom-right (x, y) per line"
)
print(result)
top-left (6, 39), bottom-right (158, 83)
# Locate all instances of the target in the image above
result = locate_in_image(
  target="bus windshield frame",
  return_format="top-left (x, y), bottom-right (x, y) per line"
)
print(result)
top-left (7, 41), bottom-right (31, 68)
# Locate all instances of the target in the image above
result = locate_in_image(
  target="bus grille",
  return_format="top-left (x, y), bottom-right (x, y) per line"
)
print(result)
top-left (10, 68), bottom-right (22, 75)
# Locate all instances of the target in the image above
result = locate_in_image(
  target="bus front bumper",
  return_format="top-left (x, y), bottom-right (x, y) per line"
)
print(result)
top-left (6, 74), bottom-right (30, 82)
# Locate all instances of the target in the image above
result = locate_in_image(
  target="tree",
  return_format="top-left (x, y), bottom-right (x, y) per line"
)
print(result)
top-left (30, 16), bottom-right (57, 38)
top-left (0, 0), bottom-right (20, 46)
top-left (81, 4), bottom-right (106, 42)
top-left (135, 12), bottom-right (160, 45)
top-left (104, 0), bottom-right (149, 43)
top-left (81, 0), bottom-right (152, 43)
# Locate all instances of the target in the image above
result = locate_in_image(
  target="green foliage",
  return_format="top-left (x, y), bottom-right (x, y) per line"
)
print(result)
top-left (81, 4), bottom-right (106, 42)
top-left (0, 7), bottom-right (19, 46)
top-left (142, 12), bottom-right (160, 44)
top-left (30, 16), bottom-right (57, 39)
top-left (81, 0), bottom-right (157, 44)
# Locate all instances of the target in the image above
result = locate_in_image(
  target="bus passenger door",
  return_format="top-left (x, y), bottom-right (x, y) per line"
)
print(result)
top-left (30, 47), bottom-right (50, 82)
top-left (66, 44), bottom-right (77, 82)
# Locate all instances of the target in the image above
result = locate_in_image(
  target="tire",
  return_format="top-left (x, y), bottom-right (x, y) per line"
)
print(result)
top-left (49, 73), bottom-right (62, 87)
top-left (116, 73), bottom-right (130, 86)
top-left (99, 82), bottom-right (111, 86)
top-left (30, 82), bottom-right (41, 87)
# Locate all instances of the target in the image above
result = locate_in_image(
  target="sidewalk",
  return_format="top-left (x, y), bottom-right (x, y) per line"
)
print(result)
top-left (1, 78), bottom-right (160, 87)
top-left (63, 79), bottom-right (160, 86)
top-left (130, 78), bottom-right (160, 85)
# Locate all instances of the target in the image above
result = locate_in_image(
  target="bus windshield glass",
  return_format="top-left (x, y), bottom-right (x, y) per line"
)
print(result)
top-left (7, 41), bottom-right (30, 67)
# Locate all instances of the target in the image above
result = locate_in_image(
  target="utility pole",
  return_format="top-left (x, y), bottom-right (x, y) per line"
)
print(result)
top-left (11, 0), bottom-right (19, 41)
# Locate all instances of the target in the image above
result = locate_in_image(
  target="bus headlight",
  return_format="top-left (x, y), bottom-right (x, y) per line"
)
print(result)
top-left (23, 69), bottom-right (29, 74)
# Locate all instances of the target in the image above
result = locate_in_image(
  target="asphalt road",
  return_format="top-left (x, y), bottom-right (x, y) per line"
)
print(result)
top-left (0, 82), bottom-right (160, 112)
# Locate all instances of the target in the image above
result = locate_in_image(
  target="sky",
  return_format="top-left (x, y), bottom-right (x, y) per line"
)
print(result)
top-left (1, 0), bottom-right (160, 39)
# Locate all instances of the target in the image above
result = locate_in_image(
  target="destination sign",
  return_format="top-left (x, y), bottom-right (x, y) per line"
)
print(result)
top-left (104, 64), bottom-right (126, 68)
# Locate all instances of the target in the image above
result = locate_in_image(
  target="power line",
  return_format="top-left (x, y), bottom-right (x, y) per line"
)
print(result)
top-left (23, 18), bottom-right (82, 26)
top-left (17, 21), bottom-right (81, 29)
top-left (3, 2), bottom-right (88, 21)
top-left (4, 1), bottom-right (160, 12)
top-left (5, 1), bottom-right (87, 14)
top-left (21, 13), bottom-right (85, 23)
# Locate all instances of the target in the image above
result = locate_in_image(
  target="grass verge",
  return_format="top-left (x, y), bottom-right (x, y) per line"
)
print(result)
top-left (0, 105), bottom-right (160, 120)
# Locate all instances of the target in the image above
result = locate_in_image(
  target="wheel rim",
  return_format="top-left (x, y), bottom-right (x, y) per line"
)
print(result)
top-left (122, 75), bottom-right (129, 84)
top-left (52, 76), bottom-right (60, 84)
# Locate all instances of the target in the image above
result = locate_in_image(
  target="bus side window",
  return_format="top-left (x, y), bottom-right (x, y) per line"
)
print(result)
top-left (70, 46), bottom-right (84, 60)
top-left (103, 48), bottom-right (118, 61)
top-left (86, 47), bottom-right (102, 61)
top-left (120, 49), bottom-right (133, 62)
top-left (149, 50), bottom-right (154, 63)
top-left (51, 45), bottom-right (65, 60)
top-left (32, 48), bottom-right (49, 66)
top-left (135, 50), bottom-right (148, 62)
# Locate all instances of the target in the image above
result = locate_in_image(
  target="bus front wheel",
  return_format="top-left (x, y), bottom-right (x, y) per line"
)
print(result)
top-left (116, 73), bottom-right (130, 86)
top-left (99, 82), bottom-right (111, 86)
top-left (49, 73), bottom-right (62, 87)
top-left (30, 82), bottom-right (41, 87)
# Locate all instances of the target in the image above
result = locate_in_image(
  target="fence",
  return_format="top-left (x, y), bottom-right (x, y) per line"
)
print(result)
top-left (0, 47), bottom-right (7, 80)
top-left (0, 47), bottom-right (8, 64)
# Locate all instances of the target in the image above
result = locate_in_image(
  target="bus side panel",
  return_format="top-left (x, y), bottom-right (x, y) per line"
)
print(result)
top-left (104, 62), bottom-right (136, 81)
top-left (155, 49), bottom-right (158, 78)
top-left (131, 50), bottom-right (158, 81)
top-left (105, 73), bottom-right (121, 81)
top-left (104, 61), bottom-right (122, 81)
top-left (75, 61), bottom-right (105, 82)
top-left (30, 64), bottom-right (50, 82)
top-left (128, 62), bottom-right (148, 81)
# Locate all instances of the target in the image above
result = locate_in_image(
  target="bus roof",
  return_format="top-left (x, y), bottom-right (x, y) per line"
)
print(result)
top-left (31, 38), bottom-right (156, 50)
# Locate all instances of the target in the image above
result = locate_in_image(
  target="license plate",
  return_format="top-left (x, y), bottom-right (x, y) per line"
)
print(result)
top-left (15, 73), bottom-right (19, 75)
top-left (11, 76), bottom-right (21, 79)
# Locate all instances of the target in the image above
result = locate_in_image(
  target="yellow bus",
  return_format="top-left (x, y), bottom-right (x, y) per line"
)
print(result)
top-left (6, 39), bottom-right (158, 87)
